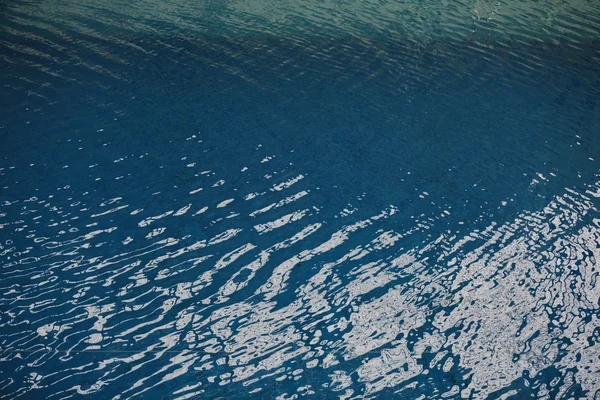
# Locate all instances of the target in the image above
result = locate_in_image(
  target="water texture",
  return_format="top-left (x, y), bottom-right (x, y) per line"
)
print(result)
top-left (1, 0), bottom-right (600, 398)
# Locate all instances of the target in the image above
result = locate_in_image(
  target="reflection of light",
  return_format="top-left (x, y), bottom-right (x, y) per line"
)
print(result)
top-left (28, 0), bottom-right (600, 43)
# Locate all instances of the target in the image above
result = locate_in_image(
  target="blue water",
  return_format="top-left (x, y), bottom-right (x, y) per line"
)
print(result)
top-left (1, 0), bottom-right (600, 398)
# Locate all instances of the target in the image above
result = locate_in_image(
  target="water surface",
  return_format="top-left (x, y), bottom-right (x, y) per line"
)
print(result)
top-left (1, 0), bottom-right (600, 398)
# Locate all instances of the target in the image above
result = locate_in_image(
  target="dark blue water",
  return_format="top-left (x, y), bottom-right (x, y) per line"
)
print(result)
top-left (1, 0), bottom-right (600, 398)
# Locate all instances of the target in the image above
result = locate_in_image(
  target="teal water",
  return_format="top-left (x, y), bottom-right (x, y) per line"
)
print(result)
top-left (1, 0), bottom-right (600, 398)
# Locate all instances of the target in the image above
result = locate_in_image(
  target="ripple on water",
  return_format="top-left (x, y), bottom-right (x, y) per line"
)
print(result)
top-left (1, 0), bottom-right (600, 399)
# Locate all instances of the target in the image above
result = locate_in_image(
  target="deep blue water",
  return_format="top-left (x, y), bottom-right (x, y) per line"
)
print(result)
top-left (1, 0), bottom-right (600, 399)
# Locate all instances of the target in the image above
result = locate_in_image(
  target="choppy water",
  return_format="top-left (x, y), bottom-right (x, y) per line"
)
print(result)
top-left (1, 0), bottom-right (600, 398)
